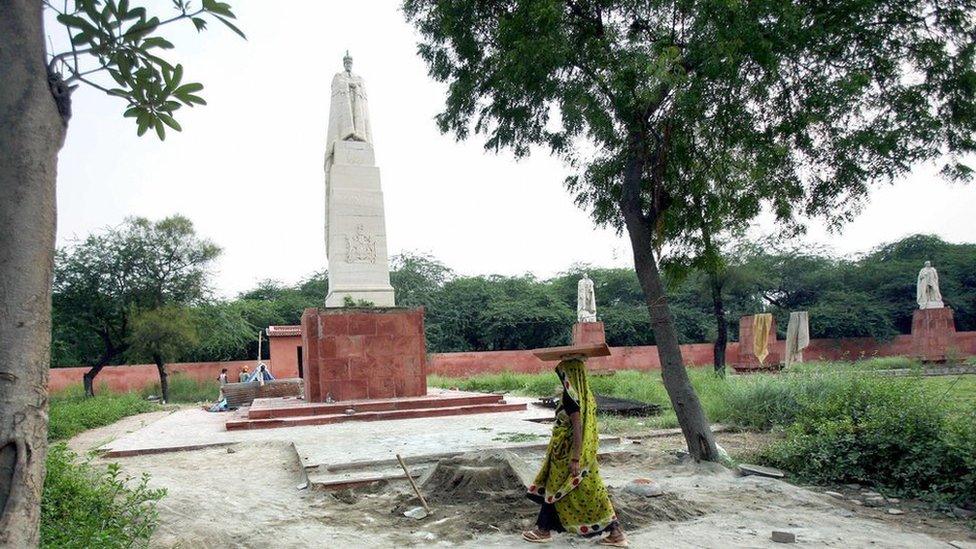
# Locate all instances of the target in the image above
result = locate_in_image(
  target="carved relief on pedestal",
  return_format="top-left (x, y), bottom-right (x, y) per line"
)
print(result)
top-left (345, 224), bottom-right (377, 264)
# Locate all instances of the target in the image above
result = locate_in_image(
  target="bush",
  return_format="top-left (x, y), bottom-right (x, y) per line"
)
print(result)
top-left (49, 389), bottom-right (155, 441)
top-left (42, 444), bottom-right (166, 548)
top-left (758, 375), bottom-right (976, 506)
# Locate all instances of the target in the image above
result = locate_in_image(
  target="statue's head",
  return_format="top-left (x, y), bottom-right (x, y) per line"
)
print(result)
top-left (343, 50), bottom-right (353, 73)
top-left (583, 272), bottom-right (590, 280)
top-left (924, 260), bottom-right (932, 268)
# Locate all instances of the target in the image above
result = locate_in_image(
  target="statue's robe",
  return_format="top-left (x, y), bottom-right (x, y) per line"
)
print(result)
top-left (325, 71), bottom-right (372, 253)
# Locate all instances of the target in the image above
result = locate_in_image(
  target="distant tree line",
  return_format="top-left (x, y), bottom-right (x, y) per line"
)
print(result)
top-left (52, 219), bottom-right (976, 383)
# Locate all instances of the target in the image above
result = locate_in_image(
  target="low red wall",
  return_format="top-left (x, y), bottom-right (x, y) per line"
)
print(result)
top-left (49, 360), bottom-right (273, 394)
top-left (49, 331), bottom-right (976, 393)
top-left (427, 333), bottom-right (976, 377)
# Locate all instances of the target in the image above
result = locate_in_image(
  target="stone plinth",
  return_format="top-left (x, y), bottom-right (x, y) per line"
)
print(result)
top-left (572, 322), bottom-right (606, 346)
top-left (736, 315), bottom-right (779, 370)
top-left (301, 307), bottom-right (427, 402)
top-left (324, 141), bottom-right (396, 307)
top-left (911, 307), bottom-right (957, 362)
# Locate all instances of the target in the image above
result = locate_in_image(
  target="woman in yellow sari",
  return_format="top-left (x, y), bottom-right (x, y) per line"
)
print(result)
top-left (522, 355), bottom-right (628, 546)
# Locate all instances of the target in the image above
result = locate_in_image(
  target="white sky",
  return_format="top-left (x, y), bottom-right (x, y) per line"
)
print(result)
top-left (52, 1), bottom-right (976, 298)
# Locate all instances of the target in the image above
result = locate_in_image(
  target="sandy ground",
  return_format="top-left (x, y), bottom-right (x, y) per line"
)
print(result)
top-left (74, 414), bottom-right (976, 548)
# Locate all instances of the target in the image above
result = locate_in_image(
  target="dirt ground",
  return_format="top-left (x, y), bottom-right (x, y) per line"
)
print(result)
top-left (73, 411), bottom-right (976, 548)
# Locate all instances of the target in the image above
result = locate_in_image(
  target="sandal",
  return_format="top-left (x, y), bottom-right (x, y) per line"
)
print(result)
top-left (598, 533), bottom-right (629, 547)
top-left (522, 529), bottom-right (553, 543)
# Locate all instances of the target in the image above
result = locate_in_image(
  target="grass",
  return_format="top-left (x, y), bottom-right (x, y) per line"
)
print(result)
top-left (49, 385), bottom-right (156, 441)
top-left (138, 374), bottom-right (219, 403)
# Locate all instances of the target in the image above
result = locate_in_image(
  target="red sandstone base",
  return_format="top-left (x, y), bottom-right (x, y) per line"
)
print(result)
top-left (301, 307), bottom-right (427, 402)
top-left (911, 307), bottom-right (957, 362)
top-left (736, 315), bottom-right (779, 371)
top-left (572, 322), bottom-right (607, 345)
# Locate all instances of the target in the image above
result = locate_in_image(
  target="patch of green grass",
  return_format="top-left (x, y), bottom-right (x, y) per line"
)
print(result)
top-left (138, 374), bottom-right (219, 403)
top-left (492, 432), bottom-right (546, 443)
top-left (49, 387), bottom-right (156, 441)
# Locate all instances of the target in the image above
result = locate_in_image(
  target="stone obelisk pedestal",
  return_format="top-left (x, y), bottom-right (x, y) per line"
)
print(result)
top-left (324, 141), bottom-right (396, 307)
top-left (911, 307), bottom-right (957, 362)
top-left (572, 322), bottom-right (606, 345)
top-left (301, 307), bottom-right (427, 402)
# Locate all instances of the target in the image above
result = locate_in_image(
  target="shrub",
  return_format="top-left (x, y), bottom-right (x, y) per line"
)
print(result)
top-left (49, 390), bottom-right (155, 441)
top-left (42, 444), bottom-right (166, 548)
top-left (759, 375), bottom-right (976, 506)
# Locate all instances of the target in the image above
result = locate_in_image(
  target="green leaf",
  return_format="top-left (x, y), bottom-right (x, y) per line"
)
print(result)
top-left (71, 31), bottom-right (92, 46)
top-left (123, 17), bottom-right (159, 42)
top-left (175, 82), bottom-right (203, 94)
top-left (136, 117), bottom-right (150, 136)
top-left (124, 6), bottom-right (146, 20)
top-left (107, 88), bottom-right (129, 98)
top-left (154, 118), bottom-right (166, 140)
top-left (57, 14), bottom-right (94, 31)
top-left (143, 37), bottom-right (175, 50)
top-left (213, 15), bottom-right (246, 39)
top-left (191, 17), bottom-right (207, 32)
top-left (202, 0), bottom-right (234, 17)
top-left (158, 113), bottom-right (182, 132)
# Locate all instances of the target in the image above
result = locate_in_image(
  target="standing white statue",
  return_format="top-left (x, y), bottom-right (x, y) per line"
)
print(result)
top-left (577, 274), bottom-right (597, 322)
top-left (323, 52), bottom-right (395, 307)
top-left (916, 261), bottom-right (944, 309)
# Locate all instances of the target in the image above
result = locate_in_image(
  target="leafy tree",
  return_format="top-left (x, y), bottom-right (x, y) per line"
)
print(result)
top-left (403, 0), bottom-right (976, 460)
top-left (1, 1), bottom-right (241, 541)
top-left (390, 252), bottom-right (454, 308)
top-left (126, 306), bottom-right (200, 403)
top-left (52, 215), bottom-right (221, 395)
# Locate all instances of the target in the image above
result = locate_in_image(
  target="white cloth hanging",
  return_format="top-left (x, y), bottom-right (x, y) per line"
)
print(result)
top-left (785, 311), bottom-right (810, 368)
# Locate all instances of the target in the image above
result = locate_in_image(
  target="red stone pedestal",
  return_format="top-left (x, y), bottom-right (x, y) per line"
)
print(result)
top-left (301, 307), bottom-right (427, 402)
top-left (572, 322), bottom-right (606, 345)
top-left (736, 315), bottom-right (779, 370)
top-left (911, 308), bottom-right (957, 362)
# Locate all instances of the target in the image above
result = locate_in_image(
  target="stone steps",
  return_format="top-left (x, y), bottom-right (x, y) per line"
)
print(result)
top-left (226, 401), bottom-right (527, 431)
top-left (247, 392), bottom-right (506, 419)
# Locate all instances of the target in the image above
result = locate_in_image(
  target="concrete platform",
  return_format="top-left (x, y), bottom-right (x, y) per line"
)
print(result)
top-left (99, 396), bottom-right (550, 459)
top-left (226, 389), bottom-right (526, 431)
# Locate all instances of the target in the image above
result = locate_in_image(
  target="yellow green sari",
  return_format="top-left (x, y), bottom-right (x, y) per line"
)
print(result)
top-left (527, 358), bottom-right (617, 536)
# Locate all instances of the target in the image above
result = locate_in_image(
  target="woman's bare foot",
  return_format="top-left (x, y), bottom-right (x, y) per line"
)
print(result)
top-left (522, 528), bottom-right (552, 543)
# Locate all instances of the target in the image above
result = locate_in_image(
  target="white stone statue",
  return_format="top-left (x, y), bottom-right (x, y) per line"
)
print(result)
top-left (577, 274), bottom-right (597, 322)
top-left (323, 53), bottom-right (395, 308)
top-left (916, 261), bottom-right (944, 309)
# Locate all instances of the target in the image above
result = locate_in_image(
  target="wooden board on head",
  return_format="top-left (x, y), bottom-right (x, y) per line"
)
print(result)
top-left (531, 343), bottom-right (611, 362)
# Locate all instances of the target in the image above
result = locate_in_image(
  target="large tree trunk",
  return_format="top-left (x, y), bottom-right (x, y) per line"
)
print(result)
top-left (618, 149), bottom-right (718, 462)
top-left (0, 2), bottom-right (67, 545)
top-left (709, 272), bottom-right (728, 376)
top-left (153, 354), bottom-right (169, 404)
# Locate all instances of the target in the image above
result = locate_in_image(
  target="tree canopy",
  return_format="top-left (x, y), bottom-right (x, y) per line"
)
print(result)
top-left (51, 233), bottom-right (976, 367)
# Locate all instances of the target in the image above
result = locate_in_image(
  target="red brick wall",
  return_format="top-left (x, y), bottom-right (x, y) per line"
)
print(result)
top-left (49, 360), bottom-right (271, 394)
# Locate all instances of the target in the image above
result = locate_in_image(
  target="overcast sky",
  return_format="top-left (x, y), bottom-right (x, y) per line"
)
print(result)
top-left (51, 1), bottom-right (976, 299)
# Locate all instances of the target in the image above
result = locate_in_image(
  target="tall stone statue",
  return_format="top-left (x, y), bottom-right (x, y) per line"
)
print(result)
top-left (916, 261), bottom-right (944, 309)
top-left (326, 51), bottom-right (372, 150)
top-left (323, 53), bottom-right (395, 307)
top-left (577, 274), bottom-right (597, 322)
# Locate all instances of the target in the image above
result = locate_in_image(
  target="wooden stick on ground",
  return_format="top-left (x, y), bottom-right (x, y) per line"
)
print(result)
top-left (396, 453), bottom-right (431, 515)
